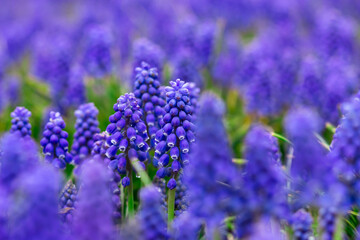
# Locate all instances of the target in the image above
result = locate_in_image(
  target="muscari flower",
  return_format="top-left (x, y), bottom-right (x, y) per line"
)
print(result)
top-left (105, 93), bottom-right (150, 187)
top-left (184, 92), bottom-right (241, 236)
top-left (9, 165), bottom-right (63, 240)
top-left (0, 133), bottom-right (39, 192)
top-left (65, 64), bottom-right (86, 108)
top-left (285, 107), bottom-right (342, 208)
top-left (91, 132), bottom-right (122, 222)
top-left (73, 160), bottom-right (115, 240)
top-left (10, 106), bottom-right (32, 137)
top-left (59, 180), bottom-right (78, 223)
top-left (137, 186), bottom-right (169, 240)
top-left (315, 8), bottom-right (357, 60)
top-left (212, 34), bottom-right (242, 88)
top-left (72, 103), bottom-right (100, 165)
top-left (133, 38), bottom-right (165, 77)
top-left (40, 111), bottom-right (72, 169)
top-left (172, 212), bottom-right (201, 240)
top-left (133, 62), bottom-right (166, 148)
top-left (291, 209), bottom-right (313, 240)
top-left (242, 124), bottom-right (287, 217)
top-left (0, 185), bottom-right (9, 240)
top-left (195, 22), bottom-right (216, 67)
top-left (319, 207), bottom-right (337, 240)
top-left (32, 31), bottom-right (72, 113)
top-left (236, 124), bottom-right (287, 238)
top-left (81, 24), bottom-right (113, 79)
top-left (329, 97), bottom-right (360, 207)
top-left (171, 47), bottom-right (204, 89)
top-left (154, 79), bottom-right (195, 186)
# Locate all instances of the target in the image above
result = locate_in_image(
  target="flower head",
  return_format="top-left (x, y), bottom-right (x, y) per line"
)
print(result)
top-left (105, 93), bottom-right (150, 187)
top-left (73, 161), bottom-right (115, 240)
top-left (10, 106), bottom-right (32, 137)
top-left (133, 62), bottom-right (166, 148)
top-left (137, 186), bottom-right (169, 240)
top-left (59, 180), bottom-right (78, 223)
top-left (9, 165), bottom-right (62, 240)
top-left (81, 24), bottom-right (113, 78)
top-left (72, 103), bottom-right (100, 165)
top-left (185, 92), bottom-right (241, 231)
top-left (40, 111), bottom-right (72, 169)
top-left (0, 133), bottom-right (39, 191)
top-left (291, 209), bottom-right (313, 240)
top-left (154, 79), bottom-right (196, 186)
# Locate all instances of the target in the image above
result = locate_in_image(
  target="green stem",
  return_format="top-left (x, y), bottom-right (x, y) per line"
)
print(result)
top-left (167, 188), bottom-right (176, 227)
top-left (127, 168), bottom-right (134, 217)
top-left (334, 216), bottom-right (344, 240)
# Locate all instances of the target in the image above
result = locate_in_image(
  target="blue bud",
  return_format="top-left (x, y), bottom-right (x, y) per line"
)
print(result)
top-left (167, 178), bottom-right (177, 190)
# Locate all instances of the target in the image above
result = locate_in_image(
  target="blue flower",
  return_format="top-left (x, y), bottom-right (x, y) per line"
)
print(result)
top-left (81, 24), bottom-right (113, 78)
top-left (9, 165), bottom-right (63, 240)
top-left (133, 62), bottom-right (166, 148)
top-left (291, 209), bottom-right (313, 240)
top-left (185, 92), bottom-right (241, 233)
top-left (0, 133), bottom-right (39, 192)
top-left (59, 180), bottom-right (77, 223)
top-left (154, 79), bottom-right (196, 186)
top-left (72, 103), bottom-right (100, 165)
top-left (73, 161), bottom-right (115, 240)
top-left (105, 93), bottom-right (150, 187)
top-left (137, 186), bottom-right (169, 240)
top-left (40, 111), bottom-right (72, 169)
top-left (10, 106), bottom-right (32, 137)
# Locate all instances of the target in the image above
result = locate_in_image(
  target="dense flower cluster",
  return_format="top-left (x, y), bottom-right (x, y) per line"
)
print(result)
top-left (242, 125), bottom-right (287, 218)
top-left (133, 62), bottom-right (166, 148)
top-left (71, 103), bottom-right (100, 165)
top-left (319, 208), bottom-right (337, 240)
top-left (73, 161), bottom-right (114, 240)
top-left (137, 186), bottom-right (169, 240)
top-left (329, 98), bottom-right (360, 206)
top-left (10, 107), bottom-right (32, 137)
top-left (59, 180), bottom-right (77, 223)
top-left (285, 107), bottom-right (342, 208)
top-left (105, 93), bottom-right (149, 187)
top-left (40, 111), bottom-right (72, 169)
top-left (81, 25), bottom-right (113, 79)
top-left (0, 134), bottom-right (38, 191)
top-left (185, 92), bottom-right (241, 234)
top-left (291, 209), bottom-right (314, 240)
top-left (9, 165), bottom-right (62, 240)
top-left (2, 0), bottom-right (360, 239)
top-left (154, 79), bottom-right (195, 186)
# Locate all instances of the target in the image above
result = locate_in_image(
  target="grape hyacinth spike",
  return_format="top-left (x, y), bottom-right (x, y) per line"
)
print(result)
top-left (40, 111), bottom-right (72, 169)
top-left (10, 106), bottom-right (32, 137)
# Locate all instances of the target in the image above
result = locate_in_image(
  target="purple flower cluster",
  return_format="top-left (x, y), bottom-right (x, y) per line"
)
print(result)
top-left (71, 103), bottom-right (100, 165)
top-left (133, 62), bottom-right (166, 147)
top-left (137, 186), bottom-right (169, 240)
top-left (319, 207), bottom-right (336, 240)
top-left (329, 98), bottom-right (360, 206)
top-left (40, 111), bottom-right (72, 169)
top-left (154, 79), bottom-right (195, 187)
top-left (105, 93), bottom-right (149, 187)
top-left (10, 106), bottom-right (32, 137)
top-left (133, 38), bottom-right (165, 76)
top-left (0, 133), bottom-right (38, 191)
top-left (59, 180), bottom-right (77, 223)
top-left (81, 24), bottom-right (113, 79)
top-left (73, 161), bottom-right (114, 240)
top-left (242, 125), bottom-right (287, 218)
top-left (285, 107), bottom-right (343, 208)
top-left (185, 92), bottom-right (241, 232)
top-left (291, 209), bottom-right (313, 240)
top-left (9, 165), bottom-right (62, 240)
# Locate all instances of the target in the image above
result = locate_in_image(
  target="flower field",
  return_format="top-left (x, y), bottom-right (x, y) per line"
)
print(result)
top-left (1, 0), bottom-right (360, 239)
